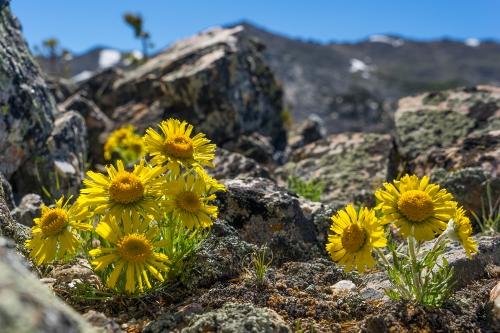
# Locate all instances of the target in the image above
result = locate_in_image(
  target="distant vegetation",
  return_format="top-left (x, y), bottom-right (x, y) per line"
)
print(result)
top-left (123, 12), bottom-right (153, 59)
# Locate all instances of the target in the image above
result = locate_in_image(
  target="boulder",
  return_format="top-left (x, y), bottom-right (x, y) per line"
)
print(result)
top-left (0, 176), bottom-right (29, 247)
top-left (395, 85), bottom-right (499, 176)
top-left (0, 236), bottom-right (96, 333)
top-left (10, 193), bottom-right (42, 227)
top-left (209, 148), bottom-right (271, 180)
top-left (217, 177), bottom-right (324, 264)
top-left (59, 93), bottom-right (113, 164)
top-left (277, 133), bottom-right (397, 205)
top-left (180, 219), bottom-right (257, 291)
top-left (145, 302), bottom-right (291, 333)
top-left (0, 3), bottom-right (87, 198)
top-left (76, 26), bottom-right (287, 152)
top-left (288, 115), bottom-right (326, 149)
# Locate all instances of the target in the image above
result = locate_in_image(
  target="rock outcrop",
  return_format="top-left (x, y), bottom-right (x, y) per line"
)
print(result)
top-left (74, 26), bottom-right (287, 155)
top-left (0, 237), bottom-right (96, 333)
top-left (0, 3), bottom-right (87, 199)
top-left (278, 133), bottom-right (397, 204)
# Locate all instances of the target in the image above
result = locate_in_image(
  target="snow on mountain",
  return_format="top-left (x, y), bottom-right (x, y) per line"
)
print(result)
top-left (368, 34), bottom-right (404, 47)
top-left (98, 49), bottom-right (121, 69)
top-left (465, 38), bottom-right (480, 48)
top-left (349, 58), bottom-right (374, 79)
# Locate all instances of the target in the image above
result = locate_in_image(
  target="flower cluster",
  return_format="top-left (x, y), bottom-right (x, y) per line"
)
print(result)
top-left (26, 118), bottom-right (224, 294)
top-left (326, 174), bottom-right (478, 306)
top-left (104, 125), bottom-right (145, 165)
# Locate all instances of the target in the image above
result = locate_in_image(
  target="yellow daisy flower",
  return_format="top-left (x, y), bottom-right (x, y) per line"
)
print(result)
top-left (143, 118), bottom-right (216, 173)
top-left (26, 197), bottom-right (91, 265)
top-left (375, 174), bottom-right (457, 241)
top-left (89, 214), bottom-right (170, 294)
top-left (446, 206), bottom-right (478, 258)
top-left (163, 173), bottom-right (219, 229)
top-left (326, 204), bottom-right (387, 273)
top-left (104, 125), bottom-right (145, 163)
top-left (78, 159), bottom-right (165, 221)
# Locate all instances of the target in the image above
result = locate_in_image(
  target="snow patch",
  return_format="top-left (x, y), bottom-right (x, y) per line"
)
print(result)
top-left (369, 34), bottom-right (404, 47)
top-left (465, 38), bottom-right (480, 48)
top-left (349, 58), bottom-right (374, 79)
top-left (72, 70), bottom-right (94, 83)
top-left (99, 49), bottom-right (121, 69)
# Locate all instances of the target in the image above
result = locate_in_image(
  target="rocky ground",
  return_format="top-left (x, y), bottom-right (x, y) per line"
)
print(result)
top-left (0, 1), bottom-right (499, 332)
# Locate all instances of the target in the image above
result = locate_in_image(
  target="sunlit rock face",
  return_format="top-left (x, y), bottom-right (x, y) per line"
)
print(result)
top-left (0, 2), bottom-right (87, 199)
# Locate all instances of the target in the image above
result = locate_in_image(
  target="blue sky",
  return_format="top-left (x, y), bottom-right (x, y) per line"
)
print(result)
top-left (11, 0), bottom-right (500, 54)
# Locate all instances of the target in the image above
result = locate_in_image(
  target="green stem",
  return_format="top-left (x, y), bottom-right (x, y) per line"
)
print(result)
top-left (407, 234), bottom-right (422, 302)
top-left (374, 247), bottom-right (391, 268)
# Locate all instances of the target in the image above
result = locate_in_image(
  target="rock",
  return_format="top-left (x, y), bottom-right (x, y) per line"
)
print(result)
top-left (59, 93), bottom-right (113, 164)
top-left (82, 311), bottom-right (121, 333)
top-left (0, 3), bottom-right (87, 198)
top-left (277, 133), bottom-right (397, 204)
top-left (76, 26), bottom-right (287, 152)
top-left (10, 193), bottom-right (42, 226)
top-left (0, 177), bottom-right (29, 247)
top-left (331, 280), bottom-right (356, 293)
top-left (183, 303), bottom-right (291, 333)
top-left (0, 172), bottom-right (15, 210)
top-left (180, 219), bottom-right (257, 291)
top-left (46, 76), bottom-right (77, 104)
top-left (360, 235), bottom-right (500, 299)
top-left (490, 281), bottom-right (500, 328)
top-left (209, 148), bottom-right (271, 180)
top-left (431, 167), bottom-right (499, 222)
top-left (395, 85), bottom-right (499, 176)
top-left (217, 177), bottom-right (323, 264)
top-left (289, 115), bottom-right (326, 149)
top-left (223, 133), bottom-right (276, 165)
top-left (0, 236), bottom-right (96, 333)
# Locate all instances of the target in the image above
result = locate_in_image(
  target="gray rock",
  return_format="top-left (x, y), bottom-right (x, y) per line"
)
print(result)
top-left (0, 4), bottom-right (87, 198)
top-left (0, 172), bottom-right (15, 210)
top-left (222, 133), bottom-right (276, 165)
top-left (360, 235), bottom-right (500, 299)
top-left (395, 85), bottom-right (499, 176)
top-left (181, 219), bottom-right (257, 291)
top-left (431, 167), bottom-right (499, 223)
top-left (0, 177), bottom-right (29, 247)
top-left (289, 115), bottom-right (326, 149)
top-left (182, 303), bottom-right (291, 333)
top-left (59, 93), bottom-right (113, 164)
top-left (11, 193), bottom-right (42, 226)
top-left (277, 132), bottom-right (397, 205)
top-left (209, 148), bottom-right (271, 180)
top-left (217, 177), bottom-right (322, 264)
top-left (77, 26), bottom-right (287, 152)
top-left (0, 236), bottom-right (96, 333)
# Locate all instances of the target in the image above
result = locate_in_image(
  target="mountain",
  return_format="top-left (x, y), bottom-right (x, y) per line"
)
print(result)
top-left (236, 22), bottom-right (500, 133)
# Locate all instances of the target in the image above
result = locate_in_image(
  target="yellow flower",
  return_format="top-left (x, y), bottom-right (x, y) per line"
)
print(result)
top-left (326, 204), bottom-right (387, 273)
top-left (89, 214), bottom-right (170, 294)
top-left (446, 207), bottom-right (478, 258)
top-left (26, 197), bottom-right (91, 265)
top-left (104, 125), bottom-right (145, 163)
top-left (78, 160), bottom-right (164, 221)
top-left (163, 173), bottom-right (219, 229)
top-left (143, 118), bottom-right (216, 174)
top-left (375, 175), bottom-right (457, 241)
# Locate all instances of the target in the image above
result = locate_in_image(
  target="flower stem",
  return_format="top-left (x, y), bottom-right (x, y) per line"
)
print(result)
top-left (407, 234), bottom-right (422, 302)
top-left (374, 247), bottom-right (391, 268)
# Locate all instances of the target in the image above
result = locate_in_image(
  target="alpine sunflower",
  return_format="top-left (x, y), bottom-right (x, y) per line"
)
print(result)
top-left (163, 173), bottom-right (219, 229)
top-left (375, 174), bottom-right (457, 241)
top-left (326, 204), bottom-right (387, 273)
top-left (143, 118), bottom-right (216, 174)
top-left (89, 214), bottom-right (170, 294)
top-left (104, 125), bottom-right (145, 162)
top-left (446, 206), bottom-right (478, 258)
top-left (78, 159), bottom-right (165, 221)
top-left (26, 197), bottom-right (91, 265)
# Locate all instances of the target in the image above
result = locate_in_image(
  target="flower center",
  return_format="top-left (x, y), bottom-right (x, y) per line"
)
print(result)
top-left (109, 172), bottom-right (145, 204)
top-left (397, 190), bottom-right (434, 222)
top-left (164, 135), bottom-right (194, 159)
top-left (341, 224), bottom-right (366, 253)
top-left (117, 234), bottom-right (153, 263)
top-left (177, 191), bottom-right (201, 213)
top-left (40, 208), bottom-right (68, 237)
